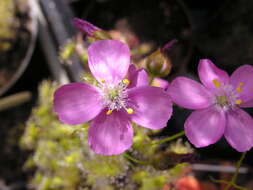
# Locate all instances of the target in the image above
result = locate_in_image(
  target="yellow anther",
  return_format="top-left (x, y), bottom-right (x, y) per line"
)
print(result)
top-left (126, 108), bottom-right (134, 114)
top-left (151, 80), bottom-right (161, 87)
top-left (212, 79), bottom-right (221, 88)
top-left (106, 110), bottom-right (113, 115)
top-left (236, 87), bottom-right (242, 93)
top-left (236, 82), bottom-right (244, 93)
top-left (122, 78), bottom-right (130, 86)
top-left (101, 79), bottom-right (106, 83)
top-left (235, 99), bottom-right (242, 105)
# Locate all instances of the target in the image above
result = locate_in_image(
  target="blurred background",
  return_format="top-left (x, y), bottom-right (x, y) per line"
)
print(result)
top-left (0, 0), bottom-right (253, 189)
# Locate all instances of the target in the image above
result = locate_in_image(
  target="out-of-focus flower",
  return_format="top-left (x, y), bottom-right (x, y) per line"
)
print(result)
top-left (108, 18), bottom-right (140, 48)
top-left (162, 176), bottom-right (218, 190)
top-left (73, 18), bottom-right (110, 40)
top-left (168, 59), bottom-right (253, 152)
top-left (54, 40), bottom-right (172, 155)
top-left (176, 176), bottom-right (203, 190)
top-left (146, 40), bottom-right (177, 77)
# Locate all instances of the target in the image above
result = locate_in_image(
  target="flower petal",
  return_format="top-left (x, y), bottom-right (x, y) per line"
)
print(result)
top-left (127, 86), bottom-right (172, 129)
top-left (198, 59), bottom-right (229, 89)
top-left (240, 99), bottom-right (253, 108)
top-left (167, 77), bottom-right (213, 110)
top-left (127, 64), bottom-right (149, 88)
top-left (230, 65), bottom-right (253, 105)
top-left (88, 40), bottom-right (130, 84)
top-left (88, 110), bottom-right (133, 155)
top-left (53, 83), bottom-right (103, 125)
top-left (152, 77), bottom-right (169, 90)
top-left (224, 108), bottom-right (253, 152)
top-left (185, 106), bottom-right (226, 148)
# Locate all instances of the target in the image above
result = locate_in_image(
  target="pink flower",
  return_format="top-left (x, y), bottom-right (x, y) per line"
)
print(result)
top-left (54, 40), bottom-right (172, 155)
top-left (168, 59), bottom-right (253, 152)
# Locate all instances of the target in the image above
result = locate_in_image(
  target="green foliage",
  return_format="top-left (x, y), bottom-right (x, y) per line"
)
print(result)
top-left (21, 81), bottom-right (84, 190)
top-left (0, 0), bottom-right (28, 51)
top-left (0, 0), bottom-right (16, 51)
top-left (132, 168), bottom-right (167, 190)
top-left (59, 41), bottom-right (76, 61)
top-left (20, 80), bottom-right (189, 190)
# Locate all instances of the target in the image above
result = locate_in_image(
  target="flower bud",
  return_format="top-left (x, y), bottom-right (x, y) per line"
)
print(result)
top-left (146, 50), bottom-right (172, 77)
top-left (73, 18), bottom-right (100, 36)
top-left (146, 40), bottom-right (177, 77)
top-left (93, 30), bottom-right (111, 40)
top-left (73, 18), bottom-right (111, 40)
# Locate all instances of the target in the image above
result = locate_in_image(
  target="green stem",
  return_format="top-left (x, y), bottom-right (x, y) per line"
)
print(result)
top-left (211, 178), bottom-right (247, 190)
top-left (232, 152), bottom-right (246, 182)
top-left (229, 183), bottom-right (247, 190)
top-left (149, 75), bottom-right (155, 85)
top-left (0, 91), bottom-right (31, 112)
top-left (152, 131), bottom-right (185, 145)
top-left (124, 131), bottom-right (185, 166)
top-left (223, 152), bottom-right (247, 190)
top-left (123, 153), bottom-right (150, 165)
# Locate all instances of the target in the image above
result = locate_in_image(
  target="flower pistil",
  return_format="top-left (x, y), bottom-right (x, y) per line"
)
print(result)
top-left (100, 78), bottom-right (134, 115)
top-left (212, 79), bottom-right (244, 110)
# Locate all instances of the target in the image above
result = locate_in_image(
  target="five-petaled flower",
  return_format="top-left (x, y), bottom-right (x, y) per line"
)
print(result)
top-left (168, 59), bottom-right (253, 152)
top-left (54, 40), bottom-right (172, 155)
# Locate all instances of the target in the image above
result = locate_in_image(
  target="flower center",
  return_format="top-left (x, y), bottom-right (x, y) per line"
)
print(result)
top-left (100, 79), bottom-right (134, 115)
top-left (216, 95), bottom-right (229, 108)
top-left (107, 89), bottom-right (120, 101)
top-left (212, 79), bottom-right (243, 110)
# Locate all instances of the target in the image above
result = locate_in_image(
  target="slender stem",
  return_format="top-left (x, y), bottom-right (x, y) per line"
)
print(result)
top-left (125, 131), bottom-right (184, 165)
top-left (223, 152), bottom-right (247, 190)
top-left (0, 91), bottom-right (32, 112)
top-left (152, 131), bottom-right (185, 145)
top-left (149, 75), bottom-right (155, 85)
top-left (232, 152), bottom-right (246, 182)
top-left (123, 153), bottom-right (150, 165)
top-left (230, 184), bottom-right (247, 190)
top-left (211, 178), bottom-right (247, 190)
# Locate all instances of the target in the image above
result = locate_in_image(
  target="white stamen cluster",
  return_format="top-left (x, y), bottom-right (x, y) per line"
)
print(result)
top-left (100, 80), bottom-right (129, 111)
top-left (214, 83), bottom-right (241, 111)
